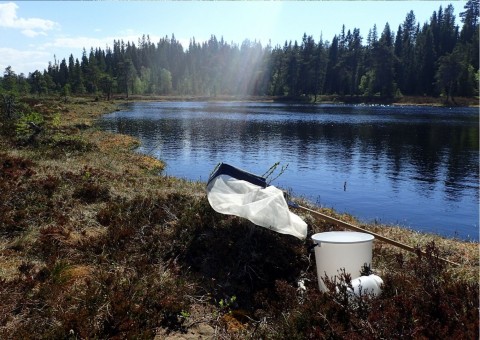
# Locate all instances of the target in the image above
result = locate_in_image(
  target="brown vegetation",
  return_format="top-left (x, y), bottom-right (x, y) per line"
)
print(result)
top-left (0, 96), bottom-right (478, 338)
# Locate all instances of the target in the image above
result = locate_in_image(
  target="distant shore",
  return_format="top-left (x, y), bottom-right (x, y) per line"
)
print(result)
top-left (109, 93), bottom-right (479, 107)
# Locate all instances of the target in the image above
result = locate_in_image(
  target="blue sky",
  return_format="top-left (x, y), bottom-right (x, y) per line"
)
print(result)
top-left (0, 1), bottom-right (466, 75)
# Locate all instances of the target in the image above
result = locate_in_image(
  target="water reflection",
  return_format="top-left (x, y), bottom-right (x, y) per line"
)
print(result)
top-left (98, 102), bottom-right (479, 240)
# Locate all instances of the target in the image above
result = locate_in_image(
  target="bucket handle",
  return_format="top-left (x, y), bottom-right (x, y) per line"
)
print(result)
top-left (307, 243), bottom-right (318, 253)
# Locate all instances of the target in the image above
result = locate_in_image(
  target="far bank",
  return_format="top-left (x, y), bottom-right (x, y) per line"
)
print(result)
top-left (105, 93), bottom-right (479, 107)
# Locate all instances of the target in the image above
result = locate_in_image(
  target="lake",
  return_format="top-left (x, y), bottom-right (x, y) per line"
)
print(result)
top-left (97, 101), bottom-right (479, 241)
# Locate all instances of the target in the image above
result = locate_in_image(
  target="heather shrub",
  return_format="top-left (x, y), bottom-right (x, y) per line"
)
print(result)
top-left (367, 242), bottom-right (479, 338)
top-left (46, 134), bottom-right (96, 154)
top-left (72, 181), bottom-right (110, 203)
top-left (0, 153), bottom-right (36, 235)
top-left (0, 259), bottom-right (194, 339)
top-left (252, 241), bottom-right (479, 339)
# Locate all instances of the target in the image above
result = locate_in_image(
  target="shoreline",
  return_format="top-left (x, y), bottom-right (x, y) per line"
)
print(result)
top-left (112, 94), bottom-right (480, 107)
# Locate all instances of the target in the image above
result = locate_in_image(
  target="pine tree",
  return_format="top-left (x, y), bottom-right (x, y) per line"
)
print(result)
top-left (58, 58), bottom-right (68, 88)
top-left (2, 66), bottom-right (18, 94)
top-left (459, 0), bottom-right (479, 70)
top-left (460, 0), bottom-right (479, 43)
top-left (28, 70), bottom-right (47, 96)
top-left (371, 23), bottom-right (396, 98)
top-left (440, 5), bottom-right (458, 55)
top-left (435, 50), bottom-right (462, 102)
top-left (282, 41), bottom-right (300, 97)
top-left (399, 11), bottom-right (417, 95)
top-left (117, 59), bottom-right (135, 98)
top-left (72, 59), bottom-right (85, 94)
top-left (99, 74), bottom-right (115, 100)
top-left (299, 34), bottom-right (316, 96)
top-left (415, 25), bottom-right (437, 95)
top-left (324, 35), bottom-right (339, 94)
top-left (313, 36), bottom-right (328, 100)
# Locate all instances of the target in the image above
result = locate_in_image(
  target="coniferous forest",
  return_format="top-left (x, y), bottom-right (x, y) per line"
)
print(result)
top-left (1, 2), bottom-right (479, 102)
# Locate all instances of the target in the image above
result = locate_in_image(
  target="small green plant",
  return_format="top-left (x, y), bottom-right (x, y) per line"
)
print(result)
top-left (263, 162), bottom-right (289, 184)
top-left (218, 295), bottom-right (237, 311)
top-left (51, 112), bottom-right (61, 128)
top-left (179, 310), bottom-right (190, 319)
top-left (50, 260), bottom-right (72, 285)
top-left (15, 111), bottom-right (43, 133)
top-left (14, 111), bottom-right (44, 144)
top-left (83, 170), bottom-right (91, 180)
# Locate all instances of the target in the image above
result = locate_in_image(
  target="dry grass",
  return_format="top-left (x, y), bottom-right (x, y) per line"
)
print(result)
top-left (91, 131), bottom-right (140, 152)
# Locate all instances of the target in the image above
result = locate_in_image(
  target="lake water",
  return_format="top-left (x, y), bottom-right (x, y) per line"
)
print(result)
top-left (97, 101), bottom-right (479, 241)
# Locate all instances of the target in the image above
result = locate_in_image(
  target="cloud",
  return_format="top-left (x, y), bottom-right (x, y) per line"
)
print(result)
top-left (0, 47), bottom-right (50, 75)
top-left (46, 36), bottom-right (113, 50)
top-left (21, 29), bottom-right (47, 38)
top-left (44, 33), bottom-right (165, 51)
top-left (0, 2), bottom-right (58, 36)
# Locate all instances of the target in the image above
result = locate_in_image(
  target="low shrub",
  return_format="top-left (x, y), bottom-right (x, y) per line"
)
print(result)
top-left (72, 182), bottom-right (110, 204)
top-left (0, 153), bottom-right (36, 235)
top-left (252, 242), bottom-right (479, 339)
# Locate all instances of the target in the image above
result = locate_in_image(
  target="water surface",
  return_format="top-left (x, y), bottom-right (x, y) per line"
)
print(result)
top-left (98, 102), bottom-right (479, 241)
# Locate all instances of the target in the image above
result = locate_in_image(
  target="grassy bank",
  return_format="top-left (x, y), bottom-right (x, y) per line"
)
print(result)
top-left (0, 96), bottom-right (478, 339)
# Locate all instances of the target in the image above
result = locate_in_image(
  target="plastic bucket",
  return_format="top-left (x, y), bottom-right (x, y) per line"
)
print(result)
top-left (311, 231), bottom-right (374, 292)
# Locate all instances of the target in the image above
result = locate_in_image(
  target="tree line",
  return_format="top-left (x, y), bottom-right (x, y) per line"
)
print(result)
top-left (1, 2), bottom-right (478, 102)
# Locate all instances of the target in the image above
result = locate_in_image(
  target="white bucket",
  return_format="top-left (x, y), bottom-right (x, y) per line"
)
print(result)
top-left (311, 231), bottom-right (374, 292)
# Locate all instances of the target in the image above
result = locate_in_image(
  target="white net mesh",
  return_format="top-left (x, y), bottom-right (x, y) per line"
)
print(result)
top-left (207, 173), bottom-right (307, 240)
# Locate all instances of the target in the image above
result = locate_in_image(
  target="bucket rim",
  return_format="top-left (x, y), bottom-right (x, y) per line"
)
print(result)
top-left (311, 231), bottom-right (374, 244)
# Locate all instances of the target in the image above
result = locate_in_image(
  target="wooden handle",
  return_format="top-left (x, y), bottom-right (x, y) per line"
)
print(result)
top-left (297, 205), bottom-right (460, 267)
